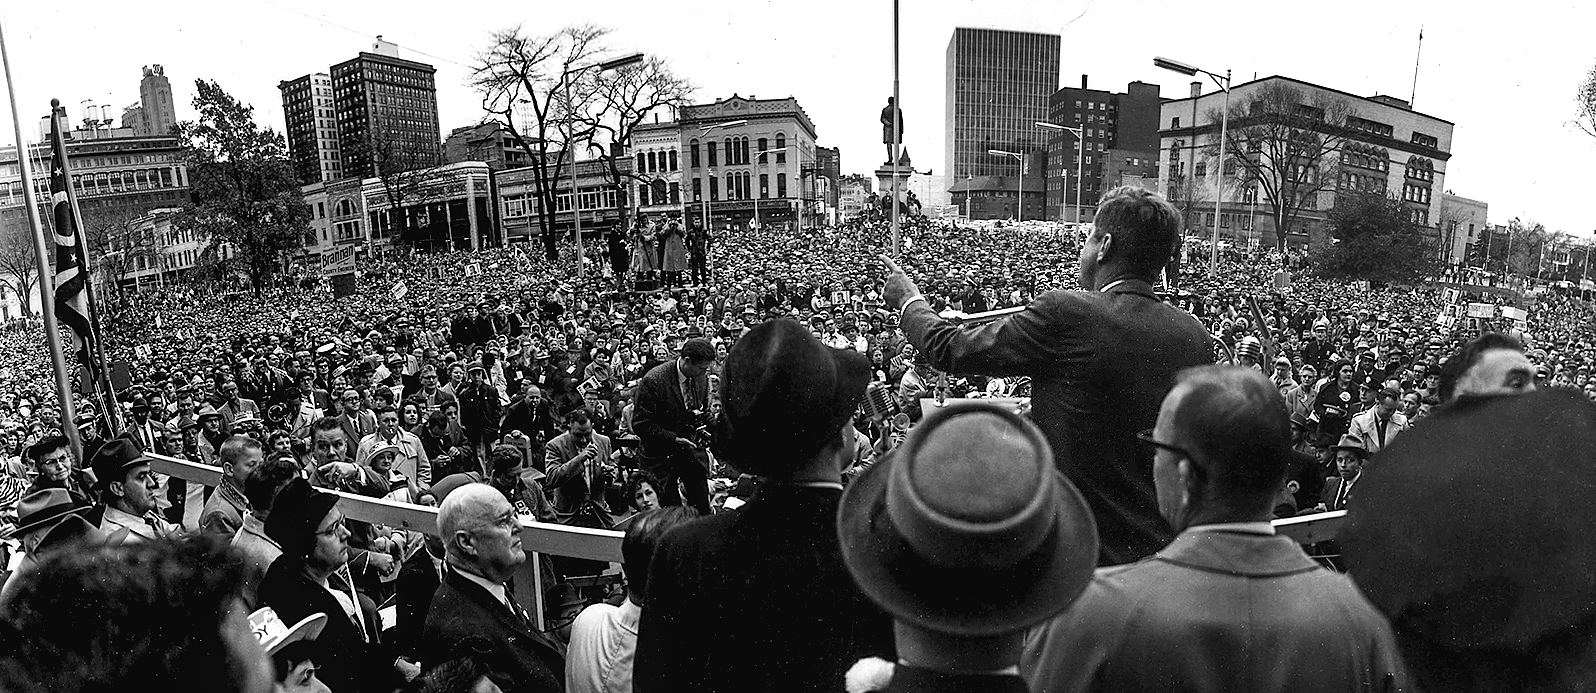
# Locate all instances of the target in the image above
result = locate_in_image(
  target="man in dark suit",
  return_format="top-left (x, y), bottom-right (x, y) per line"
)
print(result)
top-left (634, 319), bottom-right (895, 693)
top-left (421, 483), bottom-right (564, 691)
top-left (394, 534), bottom-right (444, 658)
top-left (883, 186), bottom-right (1212, 566)
top-left (1313, 434), bottom-right (1368, 513)
top-left (631, 338), bottom-right (716, 515)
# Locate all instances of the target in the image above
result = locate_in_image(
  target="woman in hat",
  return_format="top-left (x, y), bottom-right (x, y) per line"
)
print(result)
top-left (258, 479), bottom-right (415, 692)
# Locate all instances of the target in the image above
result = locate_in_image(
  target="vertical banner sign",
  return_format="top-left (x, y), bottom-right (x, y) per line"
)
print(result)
top-left (48, 112), bottom-right (100, 388)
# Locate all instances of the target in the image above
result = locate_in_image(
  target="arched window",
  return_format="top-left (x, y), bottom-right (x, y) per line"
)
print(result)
top-left (757, 137), bottom-right (769, 163)
top-left (668, 150), bottom-right (678, 171)
top-left (653, 178), bottom-right (668, 203)
top-left (710, 175), bottom-right (719, 201)
top-left (707, 139), bottom-right (718, 167)
top-left (760, 173), bottom-right (769, 198)
top-left (638, 183), bottom-right (650, 207)
top-left (775, 133), bottom-right (786, 163)
top-left (637, 152), bottom-right (646, 171)
top-left (777, 172), bottom-right (787, 198)
top-left (690, 139), bottom-right (701, 168)
top-left (741, 172), bottom-right (752, 199)
top-left (740, 137), bottom-right (750, 164)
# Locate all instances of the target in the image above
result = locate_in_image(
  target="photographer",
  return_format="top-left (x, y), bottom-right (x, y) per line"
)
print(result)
top-left (632, 339), bottom-right (715, 515)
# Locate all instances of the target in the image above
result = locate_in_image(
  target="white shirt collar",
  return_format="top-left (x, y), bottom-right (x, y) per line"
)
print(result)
top-left (1185, 521), bottom-right (1277, 536)
top-left (453, 563), bottom-right (510, 605)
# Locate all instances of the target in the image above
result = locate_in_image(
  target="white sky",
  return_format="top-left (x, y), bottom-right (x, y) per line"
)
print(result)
top-left (2, 0), bottom-right (1592, 234)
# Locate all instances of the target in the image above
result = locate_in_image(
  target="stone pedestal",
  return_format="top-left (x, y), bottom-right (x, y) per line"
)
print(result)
top-left (876, 162), bottom-right (912, 214)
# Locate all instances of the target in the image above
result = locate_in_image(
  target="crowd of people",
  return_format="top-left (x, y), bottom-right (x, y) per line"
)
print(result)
top-left (0, 185), bottom-right (1593, 691)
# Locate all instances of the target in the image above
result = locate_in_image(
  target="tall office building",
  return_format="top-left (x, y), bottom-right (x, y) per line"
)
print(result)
top-left (944, 28), bottom-right (1059, 218)
top-left (1043, 77), bottom-right (1161, 221)
top-left (279, 73), bottom-right (342, 185)
top-left (136, 65), bottom-right (177, 136)
top-left (281, 37), bottom-right (440, 183)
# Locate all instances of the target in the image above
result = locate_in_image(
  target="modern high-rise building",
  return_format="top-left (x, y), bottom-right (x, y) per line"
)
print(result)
top-left (279, 73), bottom-right (342, 186)
top-left (136, 65), bottom-right (176, 136)
top-left (281, 38), bottom-right (440, 184)
top-left (1043, 77), bottom-right (1161, 221)
top-left (944, 28), bottom-right (1059, 219)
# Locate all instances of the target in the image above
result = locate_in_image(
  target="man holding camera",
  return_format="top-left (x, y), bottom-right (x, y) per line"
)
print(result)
top-left (632, 339), bottom-right (716, 516)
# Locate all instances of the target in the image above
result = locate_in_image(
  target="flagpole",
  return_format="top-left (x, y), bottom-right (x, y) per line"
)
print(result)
top-left (0, 15), bottom-right (82, 460)
top-left (50, 100), bottom-right (121, 436)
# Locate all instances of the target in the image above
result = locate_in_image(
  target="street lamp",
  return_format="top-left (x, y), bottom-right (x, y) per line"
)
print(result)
top-left (1035, 121), bottom-right (1083, 224)
top-left (1154, 55), bottom-right (1230, 278)
top-left (696, 120), bottom-right (749, 233)
top-left (988, 149), bottom-right (1025, 222)
top-left (562, 52), bottom-right (645, 278)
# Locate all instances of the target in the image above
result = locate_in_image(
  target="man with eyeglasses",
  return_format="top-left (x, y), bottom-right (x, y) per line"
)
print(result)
top-left (218, 377), bottom-right (261, 437)
top-left (422, 482), bottom-right (565, 691)
top-left (1025, 366), bottom-right (1407, 691)
top-left (336, 389), bottom-right (378, 454)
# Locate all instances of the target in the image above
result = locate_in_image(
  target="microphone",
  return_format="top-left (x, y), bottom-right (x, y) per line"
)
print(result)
top-left (860, 382), bottom-right (899, 422)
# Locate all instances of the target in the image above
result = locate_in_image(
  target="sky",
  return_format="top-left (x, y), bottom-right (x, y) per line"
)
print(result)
top-left (2, 0), bottom-right (1593, 234)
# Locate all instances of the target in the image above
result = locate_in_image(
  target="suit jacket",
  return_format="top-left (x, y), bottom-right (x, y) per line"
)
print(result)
top-left (633, 485), bottom-right (895, 693)
top-left (903, 278), bottom-right (1212, 565)
top-left (1321, 474), bottom-right (1361, 511)
top-left (1023, 529), bottom-right (1408, 693)
top-left (338, 410), bottom-right (378, 450)
top-left (395, 548), bottom-right (443, 657)
top-left (421, 566), bottom-right (564, 692)
top-left (257, 557), bottom-right (401, 693)
top-left (631, 360), bottom-right (702, 468)
top-left (543, 431), bottom-right (614, 515)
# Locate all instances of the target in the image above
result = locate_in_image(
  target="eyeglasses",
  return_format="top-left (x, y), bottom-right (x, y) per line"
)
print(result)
top-left (316, 517), bottom-right (347, 537)
top-left (1135, 428), bottom-right (1194, 461)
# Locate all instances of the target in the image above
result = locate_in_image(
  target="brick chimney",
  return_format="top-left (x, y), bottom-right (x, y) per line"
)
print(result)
top-left (1190, 81), bottom-right (1202, 98)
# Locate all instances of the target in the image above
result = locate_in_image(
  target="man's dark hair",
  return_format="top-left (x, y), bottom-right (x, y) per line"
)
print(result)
top-left (311, 416), bottom-right (343, 436)
top-left (679, 338), bottom-right (716, 364)
top-left (622, 507), bottom-right (697, 603)
top-left (373, 404), bottom-right (398, 418)
top-left (489, 445), bottom-right (524, 477)
top-left (566, 408), bottom-right (591, 425)
top-left (244, 455), bottom-right (303, 513)
top-left (26, 435), bottom-right (68, 463)
top-left (1438, 332), bottom-right (1524, 403)
top-left (271, 639), bottom-right (317, 683)
top-left (0, 537), bottom-right (252, 692)
top-left (1167, 365), bottom-right (1292, 510)
top-left (1092, 185), bottom-right (1182, 278)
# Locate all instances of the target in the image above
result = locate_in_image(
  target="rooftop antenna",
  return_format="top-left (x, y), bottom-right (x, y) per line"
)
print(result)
top-left (1410, 26), bottom-right (1423, 107)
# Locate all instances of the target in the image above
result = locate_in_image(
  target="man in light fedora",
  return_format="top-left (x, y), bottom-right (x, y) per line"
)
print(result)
top-left (634, 319), bottom-right (895, 693)
top-left (1024, 366), bottom-right (1407, 692)
top-left (838, 402), bottom-right (1099, 693)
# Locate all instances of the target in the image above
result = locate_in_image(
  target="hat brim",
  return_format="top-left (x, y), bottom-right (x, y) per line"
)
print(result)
top-left (265, 612), bottom-right (328, 656)
top-left (838, 451), bottom-right (1098, 637)
top-left (0, 502), bottom-right (87, 540)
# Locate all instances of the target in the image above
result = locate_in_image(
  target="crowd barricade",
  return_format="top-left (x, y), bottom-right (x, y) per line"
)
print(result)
top-left (148, 453), bottom-right (624, 631)
top-left (1272, 510), bottom-right (1345, 544)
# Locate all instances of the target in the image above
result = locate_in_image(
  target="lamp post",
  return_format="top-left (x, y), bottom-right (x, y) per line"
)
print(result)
top-left (696, 120), bottom-right (748, 233)
top-left (987, 149), bottom-right (1025, 221)
top-left (1154, 56), bottom-right (1230, 278)
top-left (558, 52), bottom-right (645, 278)
top-left (1034, 122), bottom-right (1083, 223)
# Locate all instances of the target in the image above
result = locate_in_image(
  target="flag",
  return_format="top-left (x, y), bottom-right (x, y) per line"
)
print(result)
top-left (47, 111), bottom-right (99, 383)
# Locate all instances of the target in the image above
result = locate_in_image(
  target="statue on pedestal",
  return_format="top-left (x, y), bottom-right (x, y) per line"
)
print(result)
top-left (880, 97), bottom-right (903, 163)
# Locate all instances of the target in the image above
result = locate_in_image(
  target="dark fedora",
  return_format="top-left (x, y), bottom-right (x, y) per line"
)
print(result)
top-left (265, 478), bottom-right (340, 560)
top-left (89, 439), bottom-right (152, 490)
top-left (1341, 389), bottom-right (1596, 684)
top-left (713, 319), bottom-right (870, 476)
top-left (838, 402), bottom-right (1098, 637)
top-left (1, 488), bottom-right (87, 539)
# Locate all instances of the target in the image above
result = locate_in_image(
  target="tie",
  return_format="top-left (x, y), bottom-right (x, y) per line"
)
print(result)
top-left (1376, 418), bottom-right (1387, 448)
top-left (1335, 480), bottom-right (1351, 510)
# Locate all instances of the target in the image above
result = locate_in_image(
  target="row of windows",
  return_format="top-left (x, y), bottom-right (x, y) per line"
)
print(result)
top-left (1405, 156), bottom-right (1435, 182)
top-left (1346, 117), bottom-right (1394, 138)
top-left (688, 134), bottom-right (787, 168)
top-left (1408, 208), bottom-right (1430, 225)
top-left (1411, 132), bottom-right (1439, 149)
top-left (634, 150), bottom-right (679, 173)
top-left (1341, 143), bottom-right (1390, 172)
top-left (1340, 171), bottom-right (1386, 193)
top-left (636, 180), bottom-right (681, 206)
top-left (690, 173), bottom-right (788, 201)
top-left (1402, 182), bottom-right (1433, 205)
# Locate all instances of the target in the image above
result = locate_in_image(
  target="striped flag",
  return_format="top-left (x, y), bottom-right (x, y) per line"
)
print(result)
top-left (47, 110), bottom-right (99, 384)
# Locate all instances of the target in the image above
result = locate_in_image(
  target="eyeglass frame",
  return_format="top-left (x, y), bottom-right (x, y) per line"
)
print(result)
top-left (1135, 428), bottom-right (1196, 464)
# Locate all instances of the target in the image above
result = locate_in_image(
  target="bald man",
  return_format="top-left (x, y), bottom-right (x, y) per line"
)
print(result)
top-left (420, 484), bottom-right (564, 691)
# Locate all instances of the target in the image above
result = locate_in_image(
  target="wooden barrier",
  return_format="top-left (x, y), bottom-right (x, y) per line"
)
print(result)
top-left (149, 453), bottom-right (624, 629)
top-left (1272, 510), bottom-right (1346, 544)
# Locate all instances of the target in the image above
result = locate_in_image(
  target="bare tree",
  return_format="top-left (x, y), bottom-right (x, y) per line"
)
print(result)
top-left (1578, 61), bottom-right (1596, 140)
top-left (81, 209), bottom-right (155, 295)
top-left (1207, 82), bottom-right (1357, 249)
top-left (358, 133), bottom-right (457, 251)
top-left (576, 56), bottom-right (694, 225)
top-left (471, 24), bottom-right (611, 262)
top-left (0, 218), bottom-right (39, 315)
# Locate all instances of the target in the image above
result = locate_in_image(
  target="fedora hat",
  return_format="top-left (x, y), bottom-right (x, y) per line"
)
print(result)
top-left (33, 514), bottom-right (130, 557)
top-left (1332, 433), bottom-right (1369, 456)
top-left (89, 439), bottom-right (152, 491)
top-left (248, 607), bottom-right (327, 656)
top-left (714, 319), bottom-right (870, 476)
top-left (1, 488), bottom-right (87, 539)
top-left (838, 403), bottom-right (1098, 637)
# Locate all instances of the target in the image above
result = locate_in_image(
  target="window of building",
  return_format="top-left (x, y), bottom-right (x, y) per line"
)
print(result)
top-left (710, 176), bottom-right (719, 201)
top-left (1171, 116), bottom-right (1180, 129)
top-left (692, 178), bottom-right (701, 202)
top-left (760, 173), bottom-right (769, 198)
top-left (638, 185), bottom-right (650, 207)
top-left (668, 150), bottom-right (678, 171)
top-left (1194, 162), bottom-right (1206, 177)
top-left (690, 140), bottom-right (701, 168)
top-left (708, 140), bottom-right (718, 167)
top-left (775, 134), bottom-right (786, 163)
top-left (669, 181), bottom-right (681, 204)
top-left (777, 172), bottom-right (787, 197)
top-left (636, 152), bottom-right (646, 171)
top-left (758, 137), bottom-right (769, 163)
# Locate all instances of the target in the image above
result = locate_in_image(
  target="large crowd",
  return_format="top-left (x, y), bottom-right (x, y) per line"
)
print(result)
top-left (0, 186), bottom-right (1593, 692)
